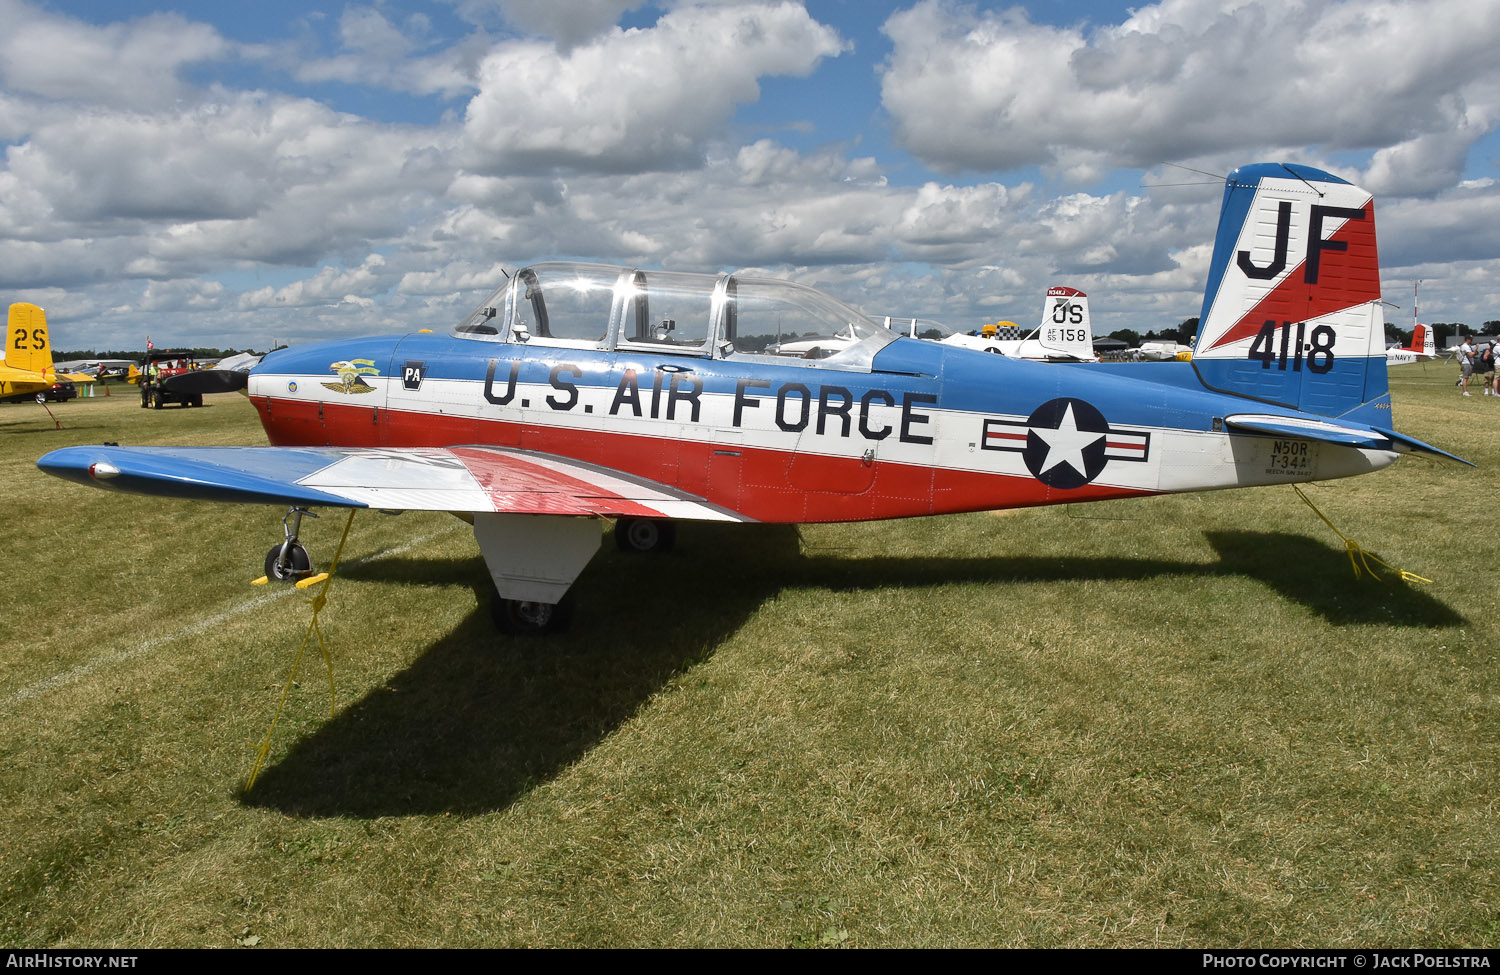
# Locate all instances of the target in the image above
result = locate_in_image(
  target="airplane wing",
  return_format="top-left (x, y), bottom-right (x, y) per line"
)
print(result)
top-left (36, 445), bottom-right (751, 521)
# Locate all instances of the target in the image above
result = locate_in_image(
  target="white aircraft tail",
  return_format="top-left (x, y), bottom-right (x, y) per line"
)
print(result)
top-left (1033, 286), bottom-right (1096, 361)
top-left (1191, 163), bottom-right (1387, 424)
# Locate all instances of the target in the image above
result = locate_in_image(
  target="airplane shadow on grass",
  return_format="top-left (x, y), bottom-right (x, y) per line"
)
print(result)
top-left (242, 523), bottom-right (1463, 818)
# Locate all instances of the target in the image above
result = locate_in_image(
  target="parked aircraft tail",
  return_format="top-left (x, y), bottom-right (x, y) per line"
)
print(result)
top-left (1413, 322), bottom-right (1435, 357)
top-left (5, 303), bottom-right (56, 376)
top-left (1191, 164), bottom-right (1386, 425)
top-left (1035, 286), bottom-right (1096, 361)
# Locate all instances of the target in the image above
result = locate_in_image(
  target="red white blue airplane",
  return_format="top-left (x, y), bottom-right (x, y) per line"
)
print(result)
top-left (38, 163), bottom-right (1465, 632)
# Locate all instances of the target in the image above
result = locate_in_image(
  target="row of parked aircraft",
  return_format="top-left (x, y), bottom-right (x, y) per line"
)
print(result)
top-left (2, 308), bottom-right (263, 407)
top-left (36, 163), bottom-right (1469, 634)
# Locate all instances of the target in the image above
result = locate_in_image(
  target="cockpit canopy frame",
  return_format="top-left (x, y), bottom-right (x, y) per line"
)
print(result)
top-left (452, 262), bottom-right (896, 369)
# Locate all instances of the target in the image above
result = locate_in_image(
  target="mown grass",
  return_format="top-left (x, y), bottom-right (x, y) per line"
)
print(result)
top-left (1, 365), bottom-right (1496, 948)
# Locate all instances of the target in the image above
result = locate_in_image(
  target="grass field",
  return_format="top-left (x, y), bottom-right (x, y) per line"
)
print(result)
top-left (1, 366), bottom-right (1496, 948)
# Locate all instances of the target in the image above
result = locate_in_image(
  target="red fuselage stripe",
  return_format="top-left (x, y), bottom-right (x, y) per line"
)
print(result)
top-left (253, 395), bottom-right (1156, 522)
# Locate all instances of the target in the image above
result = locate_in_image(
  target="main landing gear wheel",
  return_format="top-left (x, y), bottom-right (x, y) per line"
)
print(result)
top-left (614, 517), bottom-right (676, 554)
top-left (263, 506), bottom-right (318, 582)
top-left (491, 592), bottom-right (575, 635)
top-left (264, 543), bottom-right (311, 582)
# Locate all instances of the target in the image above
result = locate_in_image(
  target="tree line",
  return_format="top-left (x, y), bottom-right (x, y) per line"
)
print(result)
top-left (1105, 318), bottom-right (1500, 350)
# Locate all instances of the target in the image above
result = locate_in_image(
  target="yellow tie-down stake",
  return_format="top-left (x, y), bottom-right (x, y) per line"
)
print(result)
top-left (252, 572), bottom-right (324, 586)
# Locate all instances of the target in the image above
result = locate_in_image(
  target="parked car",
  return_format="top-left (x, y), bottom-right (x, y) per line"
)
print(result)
top-left (2, 379), bottom-right (76, 403)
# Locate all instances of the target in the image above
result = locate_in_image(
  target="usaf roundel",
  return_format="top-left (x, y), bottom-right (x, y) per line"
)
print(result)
top-left (981, 398), bottom-right (1150, 489)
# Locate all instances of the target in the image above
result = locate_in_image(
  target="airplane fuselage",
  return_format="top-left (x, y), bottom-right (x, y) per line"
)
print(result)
top-left (248, 331), bottom-right (1394, 525)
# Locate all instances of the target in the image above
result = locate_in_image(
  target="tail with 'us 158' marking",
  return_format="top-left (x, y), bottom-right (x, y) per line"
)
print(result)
top-left (1191, 163), bottom-right (1388, 426)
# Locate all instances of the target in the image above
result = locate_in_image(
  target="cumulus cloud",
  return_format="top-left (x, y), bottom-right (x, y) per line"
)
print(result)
top-left (879, 0), bottom-right (1500, 196)
top-left (2, 92), bottom-right (456, 281)
top-left (137, 278), bottom-right (227, 312)
top-left (286, 5), bottom-right (491, 98)
top-left (239, 254), bottom-right (392, 310)
top-left (461, 2), bottom-right (847, 173)
top-left (398, 261), bottom-right (515, 295)
top-left (0, 0), bottom-right (226, 109)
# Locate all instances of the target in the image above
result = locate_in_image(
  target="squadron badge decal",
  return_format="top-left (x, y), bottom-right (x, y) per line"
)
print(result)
top-left (981, 397), bottom-right (1150, 489)
top-left (324, 359), bottom-right (379, 395)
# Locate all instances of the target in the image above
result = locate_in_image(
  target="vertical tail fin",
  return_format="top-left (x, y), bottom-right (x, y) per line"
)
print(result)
top-left (1035, 286), bottom-right (1096, 361)
top-left (1416, 323), bottom-right (1435, 357)
top-left (1191, 164), bottom-right (1386, 422)
top-left (6, 304), bottom-right (56, 377)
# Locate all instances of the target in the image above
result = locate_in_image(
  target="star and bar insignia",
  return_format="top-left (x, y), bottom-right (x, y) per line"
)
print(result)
top-left (981, 397), bottom-right (1150, 489)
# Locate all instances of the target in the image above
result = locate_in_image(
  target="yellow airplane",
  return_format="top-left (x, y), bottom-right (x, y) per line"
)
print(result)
top-left (0, 303), bottom-right (89, 401)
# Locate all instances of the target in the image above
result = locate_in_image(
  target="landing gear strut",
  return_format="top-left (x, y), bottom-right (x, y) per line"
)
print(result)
top-left (264, 506), bottom-right (317, 581)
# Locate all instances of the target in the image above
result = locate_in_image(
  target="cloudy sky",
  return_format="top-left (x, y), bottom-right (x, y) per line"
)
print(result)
top-left (4, 0), bottom-right (1500, 353)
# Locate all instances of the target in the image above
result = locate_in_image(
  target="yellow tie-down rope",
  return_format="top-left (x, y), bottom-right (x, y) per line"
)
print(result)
top-left (245, 509), bottom-right (357, 790)
top-left (1292, 485), bottom-right (1431, 585)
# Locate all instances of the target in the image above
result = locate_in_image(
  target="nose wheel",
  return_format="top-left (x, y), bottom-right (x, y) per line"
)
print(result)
top-left (491, 591), bottom-right (575, 635)
top-left (264, 507), bottom-right (317, 582)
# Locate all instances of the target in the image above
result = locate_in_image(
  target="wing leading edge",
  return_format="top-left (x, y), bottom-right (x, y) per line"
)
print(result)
top-left (36, 444), bottom-right (751, 522)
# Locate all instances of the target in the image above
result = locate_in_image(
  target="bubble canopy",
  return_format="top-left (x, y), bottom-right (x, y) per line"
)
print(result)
top-left (452, 262), bottom-right (896, 365)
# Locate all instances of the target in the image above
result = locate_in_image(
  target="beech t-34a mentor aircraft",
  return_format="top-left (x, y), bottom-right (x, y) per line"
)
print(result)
top-left (39, 163), bottom-right (1466, 633)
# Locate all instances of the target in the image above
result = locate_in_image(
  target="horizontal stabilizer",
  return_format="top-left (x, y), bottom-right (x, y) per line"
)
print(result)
top-left (1371, 427), bottom-right (1475, 467)
top-left (1224, 414), bottom-right (1473, 466)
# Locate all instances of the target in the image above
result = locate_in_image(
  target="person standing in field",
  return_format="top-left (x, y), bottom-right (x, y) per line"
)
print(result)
top-left (1459, 336), bottom-right (1475, 396)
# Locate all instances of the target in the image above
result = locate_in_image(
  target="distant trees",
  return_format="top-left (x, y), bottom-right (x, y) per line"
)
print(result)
top-left (1128, 318), bottom-right (1200, 347)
